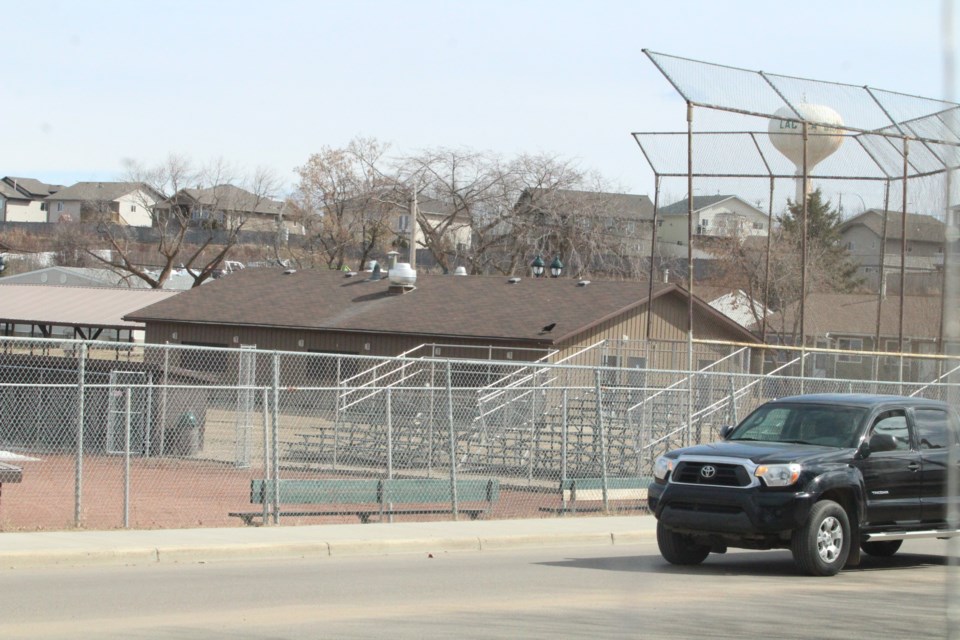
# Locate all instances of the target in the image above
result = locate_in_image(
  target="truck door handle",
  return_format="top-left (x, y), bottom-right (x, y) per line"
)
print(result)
top-left (908, 462), bottom-right (920, 471)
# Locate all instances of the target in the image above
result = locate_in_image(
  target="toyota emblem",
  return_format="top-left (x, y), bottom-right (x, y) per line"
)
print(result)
top-left (700, 465), bottom-right (717, 479)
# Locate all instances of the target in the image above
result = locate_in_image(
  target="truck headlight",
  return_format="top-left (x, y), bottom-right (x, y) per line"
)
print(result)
top-left (755, 463), bottom-right (801, 487)
top-left (653, 456), bottom-right (674, 481)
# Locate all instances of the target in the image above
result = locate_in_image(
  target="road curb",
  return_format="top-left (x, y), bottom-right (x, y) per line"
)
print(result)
top-left (0, 528), bottom-right (657, 569)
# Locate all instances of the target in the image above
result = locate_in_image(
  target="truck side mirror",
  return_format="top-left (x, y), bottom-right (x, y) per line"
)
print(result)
top-left (719, 425), bottom-right (735, 439)
top-left (868, 432), bottom-right (898, 453)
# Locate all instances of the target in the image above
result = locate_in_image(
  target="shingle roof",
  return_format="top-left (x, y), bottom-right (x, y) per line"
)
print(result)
top-left (46, 182), bottom-right (148, 202)
top-left (762, 293), bottom-right (942, 340)
top-left (839, 209), bottom-right (944, 243)
top-left (0, 285), bottom-right (180, 329)
top-left (521, 189), bottom-right (654, 221)
top-left (126, 268), bottom-right (758, 345)
top-left (2, 177), bottom-right (62, 198)
top-left (176, 185), bottom-right (284, 216)
top-left (658, 195), bottom-right (738, 216)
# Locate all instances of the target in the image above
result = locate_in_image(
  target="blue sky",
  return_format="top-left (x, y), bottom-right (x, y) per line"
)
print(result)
top-left (2, 0), bottom-right (952, 197)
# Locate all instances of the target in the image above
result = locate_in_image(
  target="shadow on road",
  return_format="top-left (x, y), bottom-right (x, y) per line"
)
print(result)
top-left (536, 550), bottom-right (948, 576)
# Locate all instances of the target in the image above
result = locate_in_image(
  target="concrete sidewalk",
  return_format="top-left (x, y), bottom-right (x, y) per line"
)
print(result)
top-left (0, 515), bottom-right (659, 569)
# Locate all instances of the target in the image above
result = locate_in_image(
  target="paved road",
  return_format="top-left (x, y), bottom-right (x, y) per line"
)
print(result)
top-left (1, 538), bottom-right (957, 639)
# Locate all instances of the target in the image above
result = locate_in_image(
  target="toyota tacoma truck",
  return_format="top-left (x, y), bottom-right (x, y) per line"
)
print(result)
top-left (647, 394), bottom-right (960, 576)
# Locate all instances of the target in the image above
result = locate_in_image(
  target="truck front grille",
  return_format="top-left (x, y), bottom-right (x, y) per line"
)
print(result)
top-left (673, 461), bottom-right (750, 487)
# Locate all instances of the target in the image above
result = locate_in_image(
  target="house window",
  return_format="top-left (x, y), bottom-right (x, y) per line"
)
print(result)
top-left (40, 203), bottom-right (47, 211)
top-left (752, 221), bottom-right (764, 230)
top-left (130, 205), bottom-right (137, 212)
top-left (57, 202), bottom-right (64, 212)
top-left (837, 338), bottom-right (863, 363)
top-left (700, 218), bottom-right (709, 227)
top-left (397, 214), bottom-right (410, 232)
top-left (657, 219), bottom-right (663, 227)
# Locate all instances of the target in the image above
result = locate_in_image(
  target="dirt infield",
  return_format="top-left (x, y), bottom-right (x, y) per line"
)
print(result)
top-left (0, 455), bottom-right (644, 532)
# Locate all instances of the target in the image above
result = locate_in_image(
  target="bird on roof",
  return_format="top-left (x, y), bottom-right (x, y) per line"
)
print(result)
top-left (539, 322), bottom-right (556, 334)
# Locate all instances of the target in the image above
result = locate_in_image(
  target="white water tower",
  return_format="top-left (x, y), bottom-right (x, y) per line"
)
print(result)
top-left (768, 103), bottom-right (845, 205)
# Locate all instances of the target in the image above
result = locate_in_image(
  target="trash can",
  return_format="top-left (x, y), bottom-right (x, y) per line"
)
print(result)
top-left (171, 412), bottom-right (200, 456)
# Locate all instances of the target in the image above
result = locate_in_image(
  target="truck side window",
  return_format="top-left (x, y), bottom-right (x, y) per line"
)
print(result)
top-left (870, 412), bottom-right (909, 451)
top-left (913, 408), bottom-right (955, 450)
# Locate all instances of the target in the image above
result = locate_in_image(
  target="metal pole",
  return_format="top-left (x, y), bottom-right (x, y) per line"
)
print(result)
top-left (272, 353), bottom-right (280, 525)
top-left (875, 180), bottom-right (892, 382)
top-left (446, 362), bottom-right (458, 519)
top-left (899, 137), bottom-right (909, 354)
top-left (123, 388), bottom-right (131, 529)
top-left (160, 345), bottom-right (169, 455)
top-left (144, 371), bottom-right (153, 457)
top-left (386, 388), bottom-right (394, 523)
top-left (74, 343), bottom-right (86, 527)
top-left (686, 101), bottom-right (695, 447)
top-left (762, 177), bottom-right (775, 345)
top-left (561, 388), bottom-right (569, 513)
top-left (262, 387), bottom-right (270, 526)
top-left (595, 370), bottom-right (609, 514)
top-left (799, 122), bottom-right (809, 394)
top-left (646, 175), bottom-right (661, 340)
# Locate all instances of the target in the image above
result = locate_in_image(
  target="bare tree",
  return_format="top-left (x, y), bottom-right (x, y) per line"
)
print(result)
top-left (289, 137), bottom-right (396, 271)
top-left (87, 156), bottom-right (281, 288)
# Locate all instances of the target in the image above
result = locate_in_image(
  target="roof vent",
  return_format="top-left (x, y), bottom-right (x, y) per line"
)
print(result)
top-left (453, 266), bottom-right (467, 276)
top-left (389, 262), bottom-right (417, 286)
top-left (283, 269), bottom-right (297, 275)
top-left (508, 277), bottom-right (521, 284)
top-left (577, 280), bottom-right (591, 287)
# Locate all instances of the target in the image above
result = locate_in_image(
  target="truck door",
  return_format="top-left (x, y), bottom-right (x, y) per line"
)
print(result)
top-left (912, 407), bottom-right (959, 524)
top-left (856, 410), bottom-right (922, 524)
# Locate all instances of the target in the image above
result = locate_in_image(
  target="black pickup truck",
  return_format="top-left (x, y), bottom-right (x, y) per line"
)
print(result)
top-left (648, 394), bottom-right (960, 576)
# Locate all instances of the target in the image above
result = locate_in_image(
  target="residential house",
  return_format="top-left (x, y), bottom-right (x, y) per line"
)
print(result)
top-left (759, 292), bottom-right (944, 382)
top-left (838, 209), bottom-right (945, 293)
top-left (656, 195), bottom-right (769, 257)
top-left (157, 184), bottom-right (291, 234)
top-left (0, 177), bottom-right (63, 222)
top-left (45, 182), bottom-right (162, 226)
top-left (513, 188), bottom-right (655, 276)
top-left (399, 196), bottom-right (474, 269)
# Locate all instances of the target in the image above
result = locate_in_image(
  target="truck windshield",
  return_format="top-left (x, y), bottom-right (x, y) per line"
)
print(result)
top-left (728, 403), bottom-right (867, 448)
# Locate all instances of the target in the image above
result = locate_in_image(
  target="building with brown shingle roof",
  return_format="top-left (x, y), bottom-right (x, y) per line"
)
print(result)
top-left (126, 267), bottom-right (759, 367)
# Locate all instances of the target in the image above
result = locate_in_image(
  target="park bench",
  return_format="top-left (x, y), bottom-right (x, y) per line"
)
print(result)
top-left (229, 477), bottom-right (500, 525)
top-left (544, 476), bottom-right (651, 514)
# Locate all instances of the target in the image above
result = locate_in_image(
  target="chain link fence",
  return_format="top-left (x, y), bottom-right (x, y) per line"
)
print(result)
top-left (0, 336), bottom-right (956, 531)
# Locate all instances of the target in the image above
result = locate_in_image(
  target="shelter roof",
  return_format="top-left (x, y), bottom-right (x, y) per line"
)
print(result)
top-left (0, 285), bottom-right (181, 330)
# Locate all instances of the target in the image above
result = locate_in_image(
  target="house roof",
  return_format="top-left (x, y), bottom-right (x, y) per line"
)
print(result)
top-left (0, 285), bottom-right (181, 330)
top-left (761, 293), bottom-right (942, 340)
top-left (658, 195), bottom-right (740, 216)
top-left (2, 177), bottom-right (62, 198)
top-left (521, 189), bottom-right (654, 221)
top-left (46, 182), bottom-right (155, 202)
top-left (173, 185), bottom-right (284, 216)
top-left (839, 209), bottom-right (944, 243)
top-left (126, 268), bottom-right (760, 346)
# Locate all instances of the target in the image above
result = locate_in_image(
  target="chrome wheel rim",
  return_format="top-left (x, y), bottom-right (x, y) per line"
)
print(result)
top-left (817, 516), bottom-right (843, 563)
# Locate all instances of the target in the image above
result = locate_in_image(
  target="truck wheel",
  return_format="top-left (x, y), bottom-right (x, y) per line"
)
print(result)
top-left (657, 521), bottom-right (710, 565)
top-left (860, 540), bottom-right (902, 557)
top-left (791, 500), bottom-right (850, 576)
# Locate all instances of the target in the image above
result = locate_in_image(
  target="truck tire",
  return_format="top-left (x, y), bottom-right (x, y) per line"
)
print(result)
top-left (791, 500), bottom-right (850, 576)
top-left (860, 540), bottom-right (902, 557)
top-left (657, 521), bottom-right (710, 565)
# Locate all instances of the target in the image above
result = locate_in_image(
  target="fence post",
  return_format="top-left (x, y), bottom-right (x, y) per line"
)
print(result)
top-left (386, 388), bottom-right (394, 523)
top-left (74, 343), bottom-right (86, 528)
top-left (262, 387), bottom-right (270, 526)
top-left (446, 361), bottom-right (458, 519)
top-left (528, 369), bottom-right (537, 484)
top-left (561, 388), bottom-right (568, 513)
top-left (594, 369), bottom-right (609, 514)
top-left (123, 388), bottom-right (131, 529)
top-left (160, 345), bottom-right (169, 455)
top-left (272, 353), bottom-right (280, 525)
